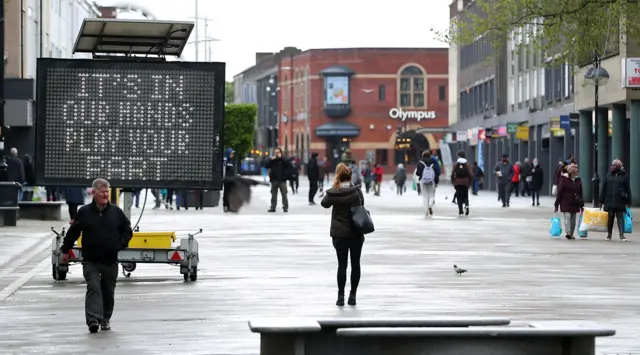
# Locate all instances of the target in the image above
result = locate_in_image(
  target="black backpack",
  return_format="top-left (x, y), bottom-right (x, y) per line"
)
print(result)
top-left (454, 163), bottom-right (469, 179)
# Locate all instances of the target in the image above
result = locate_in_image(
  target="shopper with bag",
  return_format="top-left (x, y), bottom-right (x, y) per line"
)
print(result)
top-left (600, 159), bottom-right (631, 241)
top-left (321, 163), bottom-right (366, 307)
top-left (554, 164), bottom-right (584, 240)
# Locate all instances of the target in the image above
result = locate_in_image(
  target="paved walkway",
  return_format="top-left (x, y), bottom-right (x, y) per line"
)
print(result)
top-left (0, 183), bottom-right (637, 354)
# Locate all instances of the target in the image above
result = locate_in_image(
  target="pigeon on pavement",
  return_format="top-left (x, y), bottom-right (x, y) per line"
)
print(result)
top-left (453, 265), bottom-right (467, 276)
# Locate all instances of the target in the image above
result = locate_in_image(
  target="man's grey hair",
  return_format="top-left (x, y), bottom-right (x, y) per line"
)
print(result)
top-left (92, 178), bottom-right (110, 190)
top-left (9, 148), bottom-right (17, 156)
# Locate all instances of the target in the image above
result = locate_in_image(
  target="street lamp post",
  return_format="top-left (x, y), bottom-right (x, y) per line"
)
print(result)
top-left (584, 53), bottom-right (610, 208)
top-left (0, 1), bottom-right (7, 180)
top-left (265, 75), bottom-right (280, 154)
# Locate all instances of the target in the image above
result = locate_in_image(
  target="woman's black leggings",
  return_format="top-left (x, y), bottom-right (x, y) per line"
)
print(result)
top-left (607, 211), bottom-right (624, 236)
top-left (332, 237), bottom-right (364, 295)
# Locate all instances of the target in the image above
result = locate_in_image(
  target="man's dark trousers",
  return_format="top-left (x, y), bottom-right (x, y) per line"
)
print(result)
top-left (83, 261), bottom-right (118, 326)
top-left (270, 181), bottom-right (288, 210)
top-left (309, 179), bottom-right (318, 202)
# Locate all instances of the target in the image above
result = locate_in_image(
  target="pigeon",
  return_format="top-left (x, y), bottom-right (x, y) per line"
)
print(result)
top-left (453, 265), bottom-right (467, 276)
top-left (224, 176), bottom-right (269, 212)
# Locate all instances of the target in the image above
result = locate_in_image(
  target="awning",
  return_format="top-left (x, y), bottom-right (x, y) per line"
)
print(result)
top-left (315, 122), bottom-right (360, 137)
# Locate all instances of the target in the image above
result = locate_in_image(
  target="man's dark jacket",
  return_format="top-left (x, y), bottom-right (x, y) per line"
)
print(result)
top-left (266, 157), bottom-right (291, 182)
top-left (60, 201), bottom-right (133, 264)
top-left (7, 156), bottom-right (25, 184)
top-left (307, 157), bottom-right (319, 181)
top-left (600, 169), bottom-right (631, 212)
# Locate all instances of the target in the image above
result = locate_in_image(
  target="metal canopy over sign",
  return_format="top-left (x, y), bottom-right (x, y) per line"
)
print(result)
top-left (72, 18), bottom-right (193, 58)
top-left (35, 58), bottom-right (225, 189)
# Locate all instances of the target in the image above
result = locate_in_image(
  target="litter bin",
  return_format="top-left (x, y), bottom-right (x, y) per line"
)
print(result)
top-left (0, 182), bottom-right (21, 226)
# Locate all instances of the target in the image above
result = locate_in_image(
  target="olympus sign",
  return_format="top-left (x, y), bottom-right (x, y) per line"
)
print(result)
top-left (389, 108), bottom-right (436, 121)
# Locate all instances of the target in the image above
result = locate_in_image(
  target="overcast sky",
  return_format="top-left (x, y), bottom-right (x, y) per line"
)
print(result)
top-left (107, 0), bottom-right (451, 80)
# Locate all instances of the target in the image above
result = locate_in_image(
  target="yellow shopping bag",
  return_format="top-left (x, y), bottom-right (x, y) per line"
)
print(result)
top-left (579, 208), bottom-right (608, 233)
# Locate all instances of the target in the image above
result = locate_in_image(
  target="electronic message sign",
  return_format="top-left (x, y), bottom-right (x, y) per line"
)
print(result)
top-left (35, 59), bottom-right (225, 189)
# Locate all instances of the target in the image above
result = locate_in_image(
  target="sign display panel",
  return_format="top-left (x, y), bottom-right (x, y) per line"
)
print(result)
top-left (36, 59), bottom-right (225, 189)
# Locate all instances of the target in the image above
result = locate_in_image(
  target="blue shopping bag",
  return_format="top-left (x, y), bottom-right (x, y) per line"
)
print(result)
top-left (549, 213), bottom-right (562, 237)
top-left (624, 208), bottom-right (633, 234)
top-left (578, 213), bottom-right (588, 238)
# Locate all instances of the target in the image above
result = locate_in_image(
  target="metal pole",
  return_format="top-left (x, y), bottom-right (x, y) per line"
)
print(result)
top-left (194, 0), bottom-right (199, 61)
top-left (592, 55), bottom-right (600, 208)
top-left (204, 17), bottom-right (209, 61)
top-left (0, 1), bottom-right (7, 180)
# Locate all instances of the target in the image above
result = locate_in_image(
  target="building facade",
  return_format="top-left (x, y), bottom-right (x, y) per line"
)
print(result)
top-left (4, 0), bottom-right (99, 156)
top-left (448, 0), bottom-right (581, 197)
top-left (275, 48), bottom-right (449, 169)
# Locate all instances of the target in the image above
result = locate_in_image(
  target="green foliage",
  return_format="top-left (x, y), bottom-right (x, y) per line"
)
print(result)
top-left (224, 81), bottom-right (234, 104)
top-left (223, 104), bottom-right (256, 159)
top-left (436, 0), bottom-right (640, 67)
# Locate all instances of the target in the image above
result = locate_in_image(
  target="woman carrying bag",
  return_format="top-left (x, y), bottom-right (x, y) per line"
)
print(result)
top-left (554, 164), bottom-right (584, 240)
top-left (600, 159), bottom-right (631, 241)
top-left (321, 163), bottom-right (366, 307)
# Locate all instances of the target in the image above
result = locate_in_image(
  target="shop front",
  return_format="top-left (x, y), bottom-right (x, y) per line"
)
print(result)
top-left (315, 122), bottom-right (360, 169)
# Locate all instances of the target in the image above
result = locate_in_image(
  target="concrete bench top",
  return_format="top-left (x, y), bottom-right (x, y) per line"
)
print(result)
top-left (249, 318), bottom-right (322, 333)
top-left (0, 206), bottom-right (19, 210)
top-left (336, 326), bottom-right (616, 337)
top-left (316, 317), bottom-right (510, 328)
top-left (19, 201), bottom-right (65, 205)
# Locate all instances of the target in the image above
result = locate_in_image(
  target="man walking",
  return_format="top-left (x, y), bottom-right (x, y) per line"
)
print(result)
top-left (223, 150), bottom-right (237, 212)
top-left (59, 178), bottom-right (133, 333)
top-left (307, 152), bottom-right (320, 205)
top-left (416, 150), bottom-right (440, 216)
top-left (494, 154), bottom-right (515, 207)
top-left (7, 148), bottom-right (25, 201)
top-left (451, 151), bottom-right (473, 216)
top-left (267, 148), bottom-right (291, 212)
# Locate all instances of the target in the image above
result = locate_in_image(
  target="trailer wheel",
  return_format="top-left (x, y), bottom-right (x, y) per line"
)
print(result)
top-left (53, 265), bottom-right (67, 281)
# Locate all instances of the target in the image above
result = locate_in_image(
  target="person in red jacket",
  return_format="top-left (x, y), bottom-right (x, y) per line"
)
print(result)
top-left (372, 164), bottom-right (383, 196)
top-left (511, 162), bottom-right (521, 197)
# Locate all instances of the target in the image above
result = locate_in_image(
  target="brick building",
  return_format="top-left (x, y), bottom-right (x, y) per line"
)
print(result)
top-left (275, 48), bottom-right (448, 169)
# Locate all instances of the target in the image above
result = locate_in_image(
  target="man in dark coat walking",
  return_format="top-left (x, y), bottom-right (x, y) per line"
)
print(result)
top-left (307, 152), bottom-right (320, 205)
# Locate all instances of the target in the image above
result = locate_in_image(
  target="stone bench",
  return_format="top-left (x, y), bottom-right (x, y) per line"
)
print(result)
top-left (18, 201), bottom-right (64, 221)
top-left (0, 206), bottom-right (19, 226)
top-left (249, 318), bottom-right (614, 355)
top-left (249, 316), bottom-right (511, 355)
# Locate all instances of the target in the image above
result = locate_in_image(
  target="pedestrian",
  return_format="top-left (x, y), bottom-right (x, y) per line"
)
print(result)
top-left (599, 159), bottom-right (631, 241)
top-left (223, 150), bottom-right (237, 212)
top-left (529, 158), bottom-right (543, 206)
top-left (307, 152), bottom-right (320, 205)
top-left (416, 150), bottom-right (440, 216)
top-left (59, 178), bottom-right (133, 333)
top-left (451, 150), bottom-right (473, 216)
top-left (318, 157), bottom-right (326, 194)
top-left (554, 164), bottom-right (584, 240)
top-left (150, 189), bottom-right (162, 209)
top-left (511, 161), bottom-right (521, 197)
top-left (321, 163), bottom-right (365, 307)
top-left (393, 164), bottom-right (407, 195)
top-left (64, 187), bottom-right (85, 224)
top-left (164, 189), bottom-right (174, 210)
top-left (494, 154), bottom-right (514, 207)
top-left (471, 161), bottom-right (483, 195)
top-left (372, 164), bottom-right (383, 196)
top-left (176, 190), bottom-right (189, 210)
top-left (7, 148), bottom-right (25, 201)
top-left (520, 158), bottom-right (532, 196)
top-left (288, 157), bottom-right (300, 194)
top-left (266, 148), bottom-right (291, 213)
top-left (363, 162), bottom-right (373, 194)
top-left (22, 154), bottom-right (36, 201)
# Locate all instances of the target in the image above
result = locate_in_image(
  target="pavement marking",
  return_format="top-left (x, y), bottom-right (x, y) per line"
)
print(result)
top-left (0, 258), bottom-right (49, 300)
top-left (0, 234), bottom-right (51, 281)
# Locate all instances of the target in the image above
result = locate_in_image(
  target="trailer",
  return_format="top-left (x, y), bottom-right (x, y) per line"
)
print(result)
top-left (51, 227), bottom-right (201, 282)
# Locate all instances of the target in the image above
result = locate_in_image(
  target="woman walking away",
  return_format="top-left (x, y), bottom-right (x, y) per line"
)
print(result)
top-left (600, 159), bottom-right (631, 241)
top-left (64, 187), bottom-right (86, 224)
top-left (530, 158), bottom-right (543, 206)
top-left (554, 164), bottom-right (583, 239)
top-left (393, 164), bottom-right (407, 195)
top-left (321, 163), bottom-right (365, 307)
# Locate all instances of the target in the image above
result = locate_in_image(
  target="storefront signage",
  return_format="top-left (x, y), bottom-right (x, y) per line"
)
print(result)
top-left (456, 130), bottom-right (467, 142)
top-left (516, 126), bottom-right (529, 141)
top-left (389, 108), bottom-right (436, 121)
top-left (622, 58), bottom-right (640, 88)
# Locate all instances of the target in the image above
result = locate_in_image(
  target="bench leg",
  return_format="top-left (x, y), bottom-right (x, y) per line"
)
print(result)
top-left (1, 211), bottom-right (17, 226)
top-left (260, 334), bottom-right (306, 355)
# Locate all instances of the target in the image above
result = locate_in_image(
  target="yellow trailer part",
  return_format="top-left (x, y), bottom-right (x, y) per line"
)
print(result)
top-left (77, 231), bottom-right (176, 249)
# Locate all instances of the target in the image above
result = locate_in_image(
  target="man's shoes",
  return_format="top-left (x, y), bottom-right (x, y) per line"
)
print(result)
top-left (88, 322), bottom-right (99, 333)
top-left (283, 208), bottom-right (288, 213)
top-left (268, 209), bottom-right (276, 213)
top-left (100, 320), bottom-right (111, 331)
top-left (428, 207), bottom-right (433, 216)
top-left (309, 202), bottom-right (316, 206)
top-left (465, 206), bottom-right (470, 216)
top-left (620, 235), bottom-right (628, 242)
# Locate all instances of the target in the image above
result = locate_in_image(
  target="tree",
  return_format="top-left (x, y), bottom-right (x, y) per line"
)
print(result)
top-left (437, 0), bottom-right (640, 67)
top-left (225, 81), bottom-right (234, 104)
top-left (223, 104), bottom-right (256, 159)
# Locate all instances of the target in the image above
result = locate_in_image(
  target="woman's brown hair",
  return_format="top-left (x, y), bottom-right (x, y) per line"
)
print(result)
top-left (333, 163), bottom-right (352, 188)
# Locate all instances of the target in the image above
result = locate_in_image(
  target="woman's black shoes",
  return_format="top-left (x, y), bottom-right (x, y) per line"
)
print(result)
top-left (347, 294), bottom-right (356, 306)
top-left (336, 295), bottom-right (345, 306)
